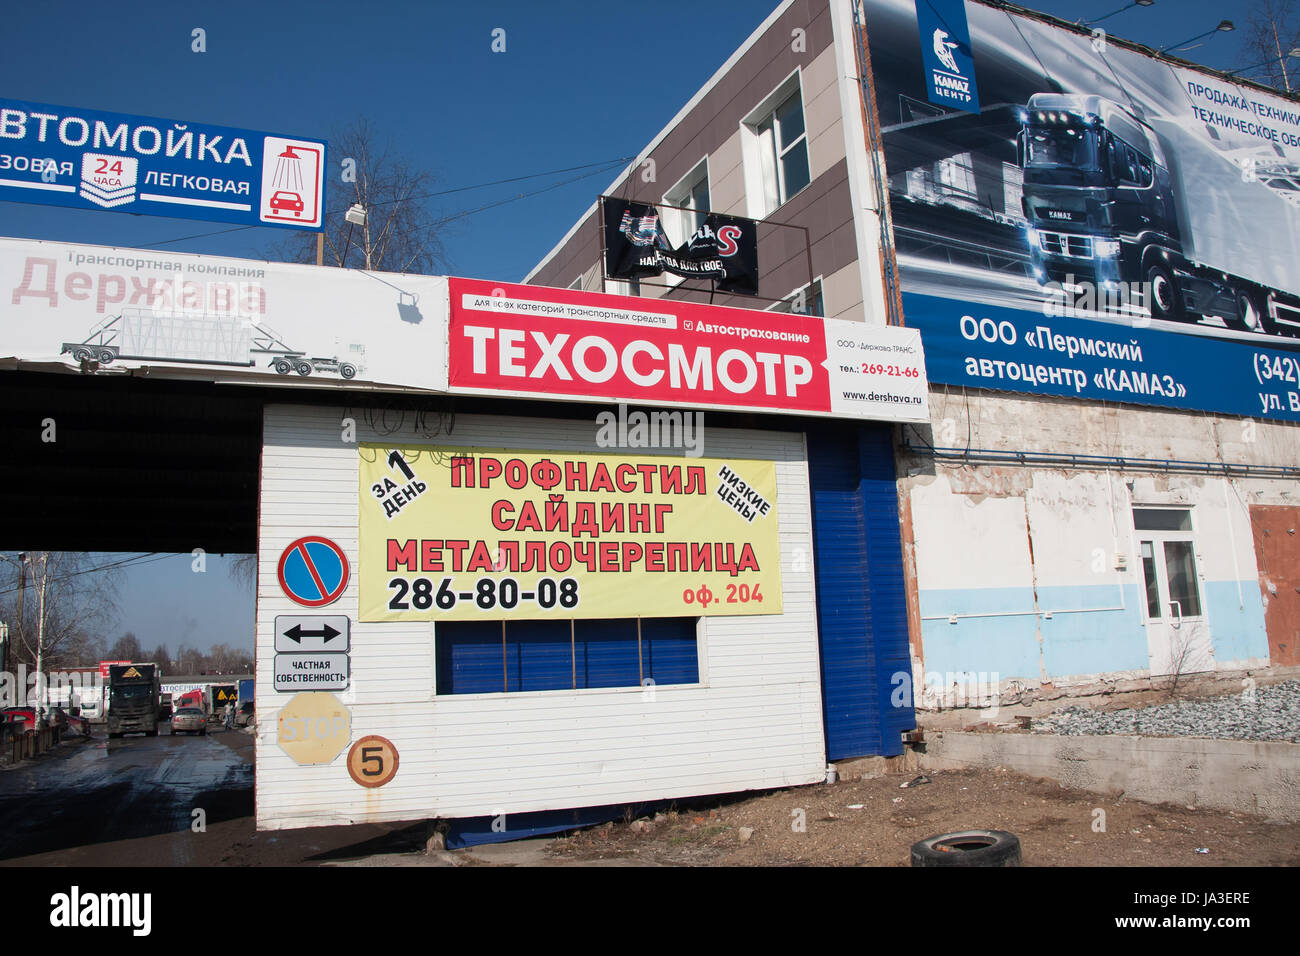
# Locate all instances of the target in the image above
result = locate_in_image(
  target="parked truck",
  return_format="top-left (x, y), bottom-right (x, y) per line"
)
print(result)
top-left (106, 663), bottom-right (161, 738)
top-left (211, 683), bottom-right (238, 720)
top-left (174, 687), bottom-right (209, 714)
top-left (1018, 93), bottom-right (1300, 336)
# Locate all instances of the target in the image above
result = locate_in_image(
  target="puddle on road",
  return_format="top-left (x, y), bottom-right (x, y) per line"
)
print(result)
top-left (3, 732), bottom-right (251, 799)
top-left (0, 732), bottom-right (254, 861)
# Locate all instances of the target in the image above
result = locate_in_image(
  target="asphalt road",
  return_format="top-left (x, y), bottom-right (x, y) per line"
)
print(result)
top-left (0, 727), bottom-right (425, 866)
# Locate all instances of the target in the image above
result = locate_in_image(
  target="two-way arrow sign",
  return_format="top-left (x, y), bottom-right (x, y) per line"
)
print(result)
top-left (284, 622), bottom-right (341, 643)
top-left (274, 615), bottom-right (350, 653)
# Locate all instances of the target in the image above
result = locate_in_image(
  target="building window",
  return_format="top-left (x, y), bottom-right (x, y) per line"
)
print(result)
top-left (937, 153), bottom-right (977, 200)
top-left (664, 159), bottom-right (711, 238)
top-left (435, 617), bottom-right (700, 694)
top-left (742, 72), bottom-right (812, 218)
top-left (663, 159), bottom-right (711, 287)
top-left (604, 275), bottom-right (641, 296)
top-left (1133, 508), bottom-right (1202, 620)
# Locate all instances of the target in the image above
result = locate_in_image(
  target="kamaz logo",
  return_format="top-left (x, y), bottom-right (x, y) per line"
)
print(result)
top-left (1047, 210), bottom-right (1072, 220)
top-left (122, 667), bottom-right (142, 679)
top-left (933, 29), bottom-right (962, 75)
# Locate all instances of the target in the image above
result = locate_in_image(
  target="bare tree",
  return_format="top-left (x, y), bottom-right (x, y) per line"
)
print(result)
top-left (270, 118), bottom-right (446, 275)
top-left (107, 632), bottom-right (143, 662)
top-left (1237, 0), bottom-right (1300, 92)
top-left (229, 553), bottom-right (257, 590)
top-left (0, 552), bottom-right (119, 671)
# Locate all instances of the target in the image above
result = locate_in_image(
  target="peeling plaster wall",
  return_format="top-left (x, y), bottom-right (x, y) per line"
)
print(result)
top-left (897, 388), bottom-right (1297, 694)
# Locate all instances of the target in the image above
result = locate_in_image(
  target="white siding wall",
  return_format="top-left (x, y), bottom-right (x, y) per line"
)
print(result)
top-left (256, 403), bottom-right (826, 830)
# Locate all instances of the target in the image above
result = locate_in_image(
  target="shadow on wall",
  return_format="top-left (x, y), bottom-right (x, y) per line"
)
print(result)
top-left (397, 292), bottom-right (422, 324)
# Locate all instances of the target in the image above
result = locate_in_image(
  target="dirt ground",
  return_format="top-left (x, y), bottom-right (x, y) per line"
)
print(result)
top-left (542, 767), bottom-right (1300, 867)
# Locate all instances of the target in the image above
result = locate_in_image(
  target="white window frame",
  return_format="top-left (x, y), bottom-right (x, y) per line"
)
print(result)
top-left (663, 156), bottom-right (711, 240)
top-left (662, 157), bottom-right (711, 288)
top-left (603, 275), bottom-right (640, 297)
top-left (1132, 506), bottom-right (1204, 623)
top-left (740, 68), bottom-right (811, 220)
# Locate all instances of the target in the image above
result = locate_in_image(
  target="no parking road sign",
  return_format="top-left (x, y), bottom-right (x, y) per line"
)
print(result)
top-left (278, 536), bottom-right (349, 607)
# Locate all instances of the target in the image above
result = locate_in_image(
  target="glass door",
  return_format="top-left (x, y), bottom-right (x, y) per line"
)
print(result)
top-left (1134, 508), bottom-right (1214, 677)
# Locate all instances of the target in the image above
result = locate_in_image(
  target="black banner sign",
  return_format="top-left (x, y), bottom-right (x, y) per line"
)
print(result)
top-left (603, 196), bottom-right (759, 295)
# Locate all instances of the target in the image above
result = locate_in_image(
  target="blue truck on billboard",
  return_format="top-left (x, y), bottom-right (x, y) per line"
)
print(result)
top-left (0, 98), bottom-right (325, 230)
top-left (864, 0), bottom-right (1300, 421)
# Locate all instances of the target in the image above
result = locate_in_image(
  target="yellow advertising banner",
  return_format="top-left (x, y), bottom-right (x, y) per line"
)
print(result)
top-left (358, 444), bottom-right (783, 621)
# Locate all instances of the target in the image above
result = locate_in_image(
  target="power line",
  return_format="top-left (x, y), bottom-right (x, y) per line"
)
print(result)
top-left (428, 160), bottom-right (629, 229)
top-left (365, 156), bottom-right (638, 208)
top-left (146, 224), bottom-right (258, 247)
top-left (0, 551), bottom-right (177, 598)
top-left (141, 155), bottom-right (637, 249)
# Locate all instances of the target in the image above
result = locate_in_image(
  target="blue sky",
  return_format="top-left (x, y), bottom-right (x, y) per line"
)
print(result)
top-left (1, 0), bottom-right (1276, 652)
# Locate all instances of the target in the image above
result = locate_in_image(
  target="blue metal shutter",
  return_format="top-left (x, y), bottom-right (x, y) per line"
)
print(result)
top-left (505, 620), bottom-right (572, 692)
top-left (435, 620), bottom-right (505, 694)
top-left (574, 619), bottom-right (640, 688)
top-left (641, 617), bottom-right (700, 684)
top-left (808, 424), bottom-right (914, 759)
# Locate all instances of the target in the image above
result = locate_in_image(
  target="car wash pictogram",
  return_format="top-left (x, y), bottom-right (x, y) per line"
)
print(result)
top-left (259, 136), bottom-right (323, 228)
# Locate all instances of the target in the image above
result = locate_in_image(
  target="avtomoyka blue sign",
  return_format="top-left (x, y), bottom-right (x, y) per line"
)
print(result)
top-left (0, 98), bottom-right (325, 230)
top-left (906, 292), bottom-right (1300, 424)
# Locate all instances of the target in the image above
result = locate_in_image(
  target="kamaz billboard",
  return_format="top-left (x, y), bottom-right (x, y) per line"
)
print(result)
top-left (867, 0), bottom-right (1300, 421)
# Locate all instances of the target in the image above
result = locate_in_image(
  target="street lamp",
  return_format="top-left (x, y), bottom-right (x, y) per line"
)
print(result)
top-left (1083, 0), bottom-right (1155, 28)
top-left (342, 203), bottom-right (367, 268)
top-left (1161, 20), bottom-right (1234, 54)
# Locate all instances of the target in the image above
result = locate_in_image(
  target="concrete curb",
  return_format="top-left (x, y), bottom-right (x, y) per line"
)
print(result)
top-left (918, 731), bottom-right (1300, 822)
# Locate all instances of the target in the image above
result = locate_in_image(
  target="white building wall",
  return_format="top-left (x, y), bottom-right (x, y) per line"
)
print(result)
top-left (255, 404), bottom-right (826, 830)
top-left (900, 388), bottom-right (1294, 693)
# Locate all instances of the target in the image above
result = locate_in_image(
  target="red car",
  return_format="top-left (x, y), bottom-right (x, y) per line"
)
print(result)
top-left (269, 190), bottom-right (304, 216)
top-left (1, 707), bottom-right (90, 736)
top-left (1, 706), bottom-right (36, 730)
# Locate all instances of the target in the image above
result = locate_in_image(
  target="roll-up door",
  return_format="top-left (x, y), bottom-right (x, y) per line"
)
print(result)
top-left (808, 424), bottom-right (914, 758)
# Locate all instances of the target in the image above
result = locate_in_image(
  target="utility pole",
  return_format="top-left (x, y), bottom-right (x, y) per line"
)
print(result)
top-left (32, 554), bottom-right (49, 730)
top-left (1274, 20), bottom-right (1293, 92)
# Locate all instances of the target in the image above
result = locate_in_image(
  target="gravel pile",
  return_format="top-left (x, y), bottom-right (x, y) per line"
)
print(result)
top-left (1032, 679), bottom-right (1300, 742)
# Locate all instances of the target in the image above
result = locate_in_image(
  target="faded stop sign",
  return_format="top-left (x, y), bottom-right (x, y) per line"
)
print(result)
top-left (277, 692), bottom-right (351, 765)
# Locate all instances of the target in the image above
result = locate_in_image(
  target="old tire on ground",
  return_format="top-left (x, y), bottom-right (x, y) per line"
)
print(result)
top-left (911, 830), bottom-right (1022, 867)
